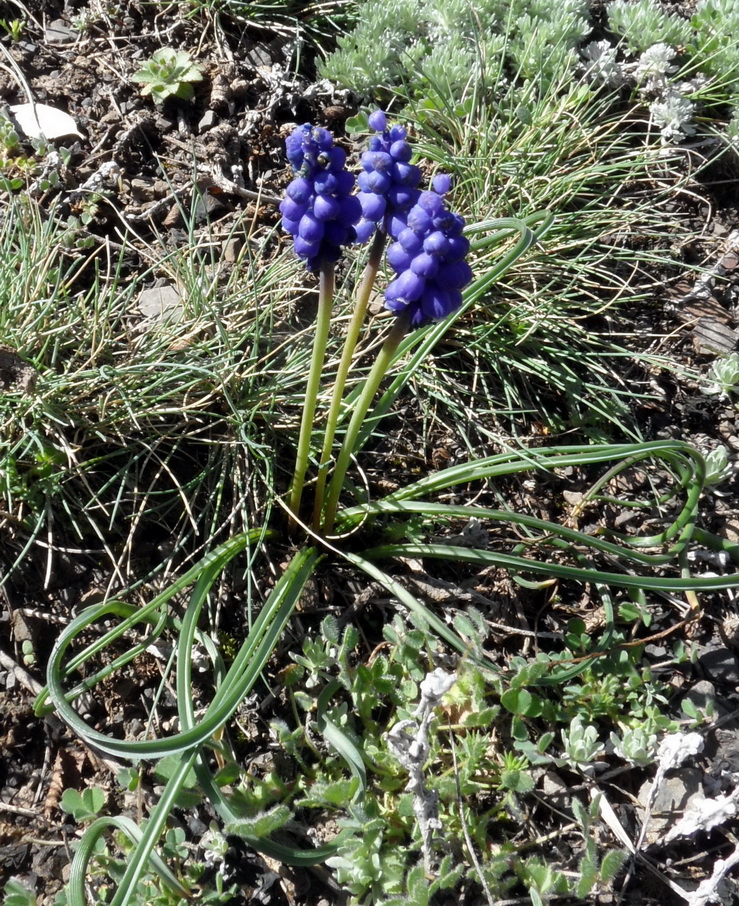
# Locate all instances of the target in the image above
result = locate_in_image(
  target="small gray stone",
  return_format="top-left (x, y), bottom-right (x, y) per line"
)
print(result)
top-left (692, 319), bottom-right (738, 356)
top-left (638, 767), bottom-right (704, 845)
top-left (187, 815), bottom-right (208, 836)
top-left (222, 237), bottom-right (243, 263)
top-left (198, 110), bottom-right (218, 133)
top-left (711, 728), bottom-right (739, 773)
top-left (129, 178), bottom-right (158, 202)
top-left (699, 643), bottom-right (739, 686)
top-left (154, 115), bottom-right (175, 134)
top-left (243, 42), bottom-right (273, 69)
top-left (682, 680), bottom-right (722, 719)
top-left (540, 770), bottom-right (569, 806)
top-left (45, 19), bottom-right (76, 44)
top-left (193, 190), bottom-right (225, 224)
top-left (138, 284), bottom-right (183, 325)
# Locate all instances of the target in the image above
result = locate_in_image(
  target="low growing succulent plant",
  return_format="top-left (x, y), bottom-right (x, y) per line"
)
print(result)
top-left (131, 48), bottom-right (203, 103)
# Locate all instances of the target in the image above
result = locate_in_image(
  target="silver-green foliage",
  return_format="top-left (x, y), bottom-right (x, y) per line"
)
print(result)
top-left (689, 0), bottom-right (739, 88)
top-left (319, 0), bottom-right (591, 101)
top-left (607, 0), bottom-right (692, 54)
top-left (706, 352), bottom-right (739, 397)
top-left (608, 0), bottom-right (739, 99)
top-left (319, 0), bottom-right (427, 93)
top-left (3, 879), bottom-right (36, 906)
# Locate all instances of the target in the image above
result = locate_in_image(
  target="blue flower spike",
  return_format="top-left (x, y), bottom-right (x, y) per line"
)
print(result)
top-left (280, 124), bottom-right (361, 271)
top-left (384, 175), bottom-right (472, 328)
top-left (354, 110), bottom-right (423, 244)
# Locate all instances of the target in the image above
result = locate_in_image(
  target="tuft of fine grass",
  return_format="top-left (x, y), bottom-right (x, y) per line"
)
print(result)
top-left (0, 195), bottom-right (313, 592)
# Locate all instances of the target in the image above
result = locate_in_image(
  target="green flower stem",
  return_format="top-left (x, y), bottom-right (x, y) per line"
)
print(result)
top-left (311, 230), bottom-right (387, 532)
top-left (322, 311), bottom-right (410, 535)
top-left (288, 262), bottom-right (335, 526)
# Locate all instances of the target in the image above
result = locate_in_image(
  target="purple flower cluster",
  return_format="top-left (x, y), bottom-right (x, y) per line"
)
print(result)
top-left (280, 124), bottom-right (361, 271)
top-left (354, 110), bottom-right (423, 244)
top-left (279, 113), bottom-right (472, 327)
top-left (384, 175), bottom-right (472, 328)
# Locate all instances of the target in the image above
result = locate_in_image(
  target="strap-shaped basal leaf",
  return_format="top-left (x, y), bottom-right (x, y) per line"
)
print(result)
top-left (342, 440), bottom-right (704, 515)
top-left (341, 441), bottom-right (739, 686)
top-left (174, 545), bottom-right (352, 867)
top-left (35, 599), bottom-right (170, 715)
top-left (39, 528), bottom-right (306, 759)
top-left (36, 531), bottom-right (266, 717)
top-left (347, 546), bottom-right (621, 686)
top-left (339, 498), bottom-right (696, 567)
top-left (175, 545), bottom-right (322, 744)
top-left (363, 541), bottom-right (739, 593)
top-left (67, 545), bottom-right (324, 903)
top-left (316, 677), bottom-right (368, 794)
top-left (343, 550), bottom-right (484, 664)
top-left (67, 813), bottom-right (191, 904)
top-left (107, 750), bottom-right (198, 906)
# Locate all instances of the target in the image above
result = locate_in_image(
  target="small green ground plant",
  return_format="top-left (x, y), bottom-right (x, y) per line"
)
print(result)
top-left (131, 49), bottom-right (204, 103)
top-left (0, 17), bottom-right (24, 42)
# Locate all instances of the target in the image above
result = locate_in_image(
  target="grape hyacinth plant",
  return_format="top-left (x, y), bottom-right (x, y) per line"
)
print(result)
top-left (310, 110), bottom-right (423, 528)
top-left (280, 111), bottom-right (473, 533)
top-left (322, 177), bottom-right (473, 532)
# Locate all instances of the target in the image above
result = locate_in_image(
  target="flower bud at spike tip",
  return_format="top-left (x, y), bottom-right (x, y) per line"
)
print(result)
top-left (383, 176), bottom-right (472, 328)
top-left (281, 123), bottom-right (361, 270)
top-left (368, 110), bottom-right (387, 131)
top-left (432, 173), bottom-right (452, 195)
